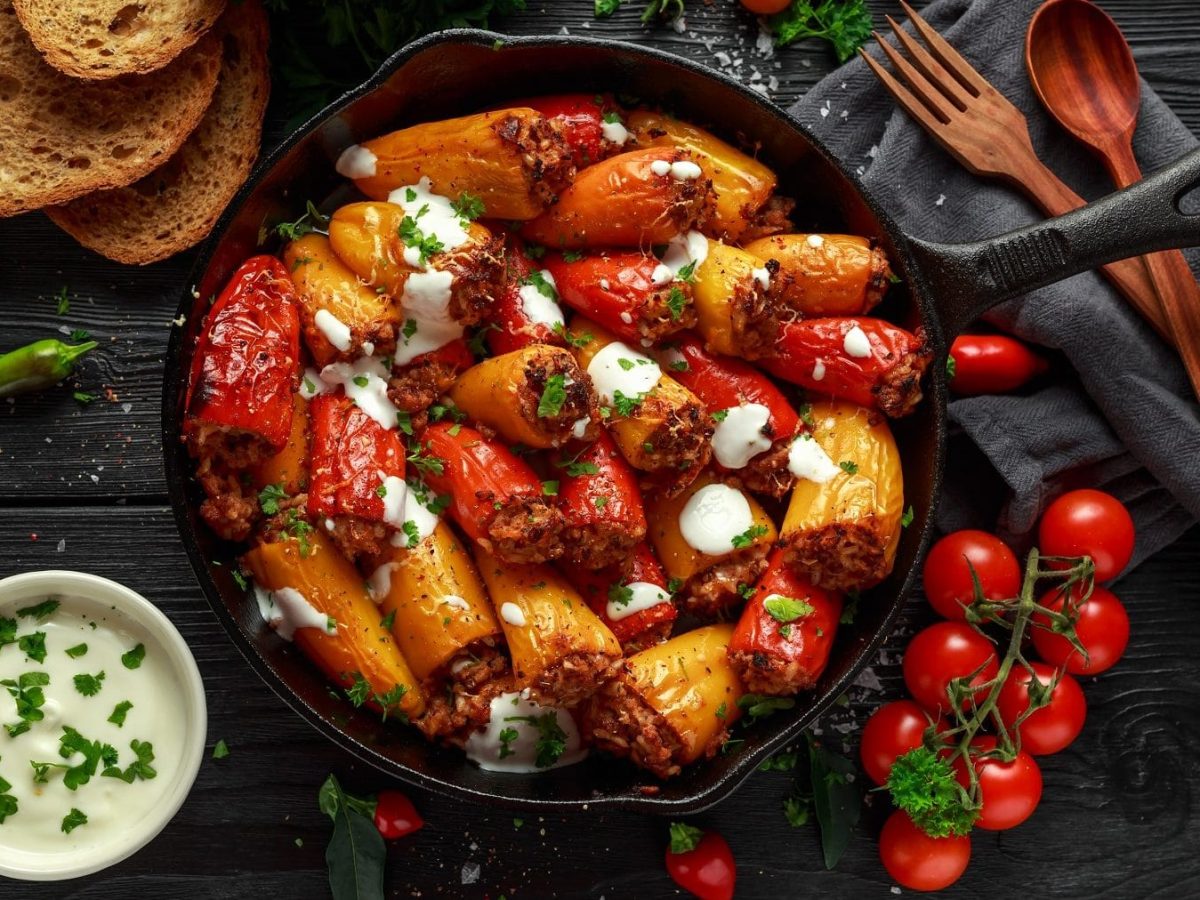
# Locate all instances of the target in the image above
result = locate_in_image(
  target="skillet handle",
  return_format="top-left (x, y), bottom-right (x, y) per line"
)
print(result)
top-left (910, 147), bottom-right (1200, 340)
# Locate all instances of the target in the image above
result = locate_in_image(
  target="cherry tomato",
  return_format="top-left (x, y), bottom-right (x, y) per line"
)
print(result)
top-left (996, 662), bottom-right (1087, 755)
top-left (665, 831), bottom-right (736, 900)
top-left (740, 0), bottom-right (792, 13)
top-left (903, 622), bottom-right (1000, 714)
top-left (879, 809), bottom-right (971, 892)
top-left (372, 790), bottom-right (424, 840)
top-left (951, 736), bottom-right (1042, 831)
top-left (948, 334), bottom-right (1048, 395)
top-left (922, 530), bottom-right (1022, 621)
top-left (1038, 489), bottom-right (1135, 581)
top-left (1032, 585), bottom-right (1130, 675)
top-left (861, 700), bottom-right (945, 787)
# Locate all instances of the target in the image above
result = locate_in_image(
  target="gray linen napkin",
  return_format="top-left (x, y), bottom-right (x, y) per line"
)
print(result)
top-left (789, 0), bottom-right (1200, 572)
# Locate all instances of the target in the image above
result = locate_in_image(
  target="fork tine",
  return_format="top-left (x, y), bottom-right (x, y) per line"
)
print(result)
top-left (858, 48), bottom-right (950, 135)
top-left (871, 31), bottom-right (958, 125)
top-left (885, 14), bottom-right (975, 110)
top-left (899, 0), bottom-right (991, 96)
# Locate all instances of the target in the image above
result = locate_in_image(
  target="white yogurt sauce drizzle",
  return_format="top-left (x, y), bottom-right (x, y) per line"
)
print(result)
top-left (253, 585), bottom-right (335, 641)
top-left (299, 367), bottom-right (331, 399)
top-left (367, 562), bottom-right (397, 602)
top-left (812, 359), bottom-right (827, 382)
top-left (843, 324), bottom-right (872, 358)
top-left (499, 602), bottom-right (527, 627)
top-left (806, 233), bottom-right (825, 249)
top-left (335, 144), bottom-right (378, 179)
top-left (661, 230), bottom-right (709, 275)
top-left (518, 270), bottom-right (565, 329)
top-left (318, 355), bottom-right (399, 430)
top-left (465, 692), bottom-right (586, 773)
top-left (600, 119), bottom-right (629, 146)
top-left (788, 434), bottom-right (841, 483)
top-left (393, 318), bottom-right (465, 368)
top-left (586, 342), bottom-right (662, 405)
top-left (678, 483), bottom-right (754, 556)
top-left (751, 266), bottom-right (771, 290)
top-left (387, 480), bottom-right (441, 547)
top-left (711, 403), bottom-right (773, 469)
top-left (377, 474), bottom-right (408, 529)
top-left (314, 308), bottom-right (352, 352)
top-left (607, 581), bottom-right (671, 621)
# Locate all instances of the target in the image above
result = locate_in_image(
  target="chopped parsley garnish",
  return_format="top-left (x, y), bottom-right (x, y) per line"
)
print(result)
top-left (59, 726), bottom-right (119, 790)
top-left (676, 260), bottom-right (698, 282)
top-left (945, 355), bottom-right (957, 379)
top-left (608, 583), bottom-right (633, 608)
top-left (497, 727), bottom-right (520, 760)
top-left (798, 401), bottom-right (816, 431)
top-left (737, 693), bottom-right (797, 720)
top-left (231, 569), bottom-right (249, 591)
top-left (429, 401), bottom-right (467, 423)
top-left (18, 632), bottom-right (47, 663)
top-left (1, 671), bottom-right (49, 737)
top-left (521, 269), bottom-right (559, 301)
top-left (668, 359), bottom-right (689, 372)
top-left (611, 389), bottom-right (645, 417)
top-left (901, 505), bottom-right (915, 528)
top-left (665, 286), bottom-right (687, 320)
top-left (274, 200), bottom-right (329, 241)
top-left (212, 739), bottom-right (230, 760)
top-left (562, 249), bottom-right (584, 262)
top-left (541, 480), bottom-right (559, 497)
top-left (380, 610), bottom-right (397, 630)
top-left (398, 214), bottom-right (444, 265)
top-left (375, 684), bottom-right (409, 722)
top-left (667, 578), bottom-right (684, 594)
top-left (601, 110), bottom-right (622, 125)
top-left (668, 822), bottom-right (703, 854)
top-left (345, 672), bottom-right (372, 707)
top-left (715, 701), bottom-right (727, 720)
top-left (108, 700), bottom-right (134, 727)
top-left (594, 496), bottom-right (609, 509)
top-left (69, 328), bottom-right (91, 342)
top-left (537, 373), bottom-right (569, 419)
top-left (731, 524), bottom-right (769, 549)
top-left (402, 318), bottom-right (419, 341)
top-left (73, 671), bottom-right (105, 697)
top-left (407, 444), bottom-right (445, 477)
top-left (18, 599), bottom-right (60, 621)
top-left (763, 595), bottom-right (814, 624)
top-left (284, 509), bottom-right (316, 556)
top-left (759, 751), bottom-right (799, 772)
top-left (617, 357), bottom-right (635, 372)
top-left (30, 760), bottom-right (67, 784)
top-left (737, 582), bottom-right (756, 601)
top-left (375, 483), bottom-right (388, 499)
top-left (503, 713), bottom-right (568, 768)
top-left (553, 321), bottom-right (592, 348)
top-left (121, 643), bottom-right (146, 670)
top-left (65, 643), bottom-right (88, 659)
top-left (711, 409), bottom-right (729, 422)
top-left (352, 375), bottom-right (370, 388)
top-left (61, 808), bottom-right (88, 834)
top-left (73, 391), bottom-right (96, 405)
top-left (523, 242), bottom-right (547, 260)
top-left (55, 286), bottom-right (71, 315)
top-left (401, 520), bottom-right (421, 548)
top-left (840, 589), bottom-right (860, 625)
top-left (102, 739), bottom-right (157, 784)
top-left (451, 191), bottom-right (486, 221)
top-left (2, 617), bottom-right (23, 649)
top-left (396, 410), bottom-right (414, 435)
top-left (839, 460), bottom-right (859, 475)
top-left (553, 450), bottom-right (600, 478)
top-left (258, 482), bottom-right (288, 516)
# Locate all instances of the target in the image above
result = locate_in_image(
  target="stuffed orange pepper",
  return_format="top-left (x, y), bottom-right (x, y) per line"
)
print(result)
top-left (476, 551), bottom-right (622, 707)
top-left (416, 422), bottom-right (566, 564)
top-left (646, 471), bottom-right (777, 618)
top-left (729, 548), bottom-right (842, 695)
top-left (522, 147), bottom-right (712, 249)
top-left (448, 345), bottom-right (600, 449)
top-left (242, 531), bottom-right (425, 722)
top-left (336, 108), bottom-right (575, 220)
top-left (743, 233), bottom-right (894, 317)
top-left (585, 624), bottom-right (744, 779)
top-left (388, 336), bottom-right (476, 425)
top-left (779, 401), bottom-right (904, 590)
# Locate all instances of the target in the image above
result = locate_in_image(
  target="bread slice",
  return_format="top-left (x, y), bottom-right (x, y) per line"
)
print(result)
top-left (48, 1), bottom-right (270, 263)
top-left (12, 0), bottom-right (225, 80)
top-left (0, 2), bottom-right (221, 218)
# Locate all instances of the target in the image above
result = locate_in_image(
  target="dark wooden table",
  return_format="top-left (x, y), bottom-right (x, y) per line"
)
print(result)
top-left (2, 1), bottom-right (1198, 897)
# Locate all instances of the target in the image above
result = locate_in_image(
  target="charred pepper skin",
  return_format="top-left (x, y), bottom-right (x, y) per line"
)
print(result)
top-left (185, 255), bottom-right (301, 459)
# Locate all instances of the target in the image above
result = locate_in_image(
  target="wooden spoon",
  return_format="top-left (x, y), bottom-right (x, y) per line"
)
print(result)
top-left (1027, 0), bottom-right (1200, 400)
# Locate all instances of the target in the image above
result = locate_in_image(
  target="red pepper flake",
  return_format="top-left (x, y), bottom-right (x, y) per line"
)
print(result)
top-left (30, 533), bottom-right (38, 541)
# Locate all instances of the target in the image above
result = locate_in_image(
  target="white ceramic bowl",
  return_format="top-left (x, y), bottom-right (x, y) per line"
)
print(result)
top-left (0, 570), bottom-right (207, 882)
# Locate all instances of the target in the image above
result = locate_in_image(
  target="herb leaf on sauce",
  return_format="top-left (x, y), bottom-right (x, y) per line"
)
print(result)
top-left (17, 599), bottom-right (60, 621)
top-left (61, 808), bottom-right (88, 834)
top-left (120, 643), bottom-right (146, 670)
top-left (108, 700), bottom-right (134, 727)
top-left (73, 671), bottom-right (106, 697)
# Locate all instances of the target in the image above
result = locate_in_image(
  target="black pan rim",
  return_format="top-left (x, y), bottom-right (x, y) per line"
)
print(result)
top-left (162, 27), bottom-right (948, 813)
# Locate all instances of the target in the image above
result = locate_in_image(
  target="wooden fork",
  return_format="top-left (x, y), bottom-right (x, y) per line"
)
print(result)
top-left (860, 0), bottom-right (1173, 344)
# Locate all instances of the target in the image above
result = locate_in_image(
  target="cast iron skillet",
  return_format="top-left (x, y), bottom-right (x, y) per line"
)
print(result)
top-left (162, 30), bottom-right (1200, 813)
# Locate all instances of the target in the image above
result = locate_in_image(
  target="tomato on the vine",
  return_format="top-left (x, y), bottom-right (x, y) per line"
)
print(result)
top-left (996, 662), bottom-right (1087, 755)
top-left (951, 736), bottom-right (1042, 831)
top-left (923, 530), bottom-right (1022, 621)
top-left (879, 809), bottom-right (971, 891)
top-left (1032, 585), bottom-right (1130, 675)
top-left (861, 700), bottom-right (944, 787)
top-left (373, 790), bottom-right (424, 840)
top-left (903, 622), bottom-right (1000, 713)
top-left (665, 827), bottom-right (735, 900)
top-left (1038, 489), bottom-right (1135, 581)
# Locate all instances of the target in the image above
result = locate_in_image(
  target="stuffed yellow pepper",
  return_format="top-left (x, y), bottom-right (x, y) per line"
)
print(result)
top-left (692, 241), bottom-right (785, 360)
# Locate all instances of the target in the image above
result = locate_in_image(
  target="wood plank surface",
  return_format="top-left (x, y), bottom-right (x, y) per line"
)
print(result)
top-left (0, 1), bottom-right (1197, 897)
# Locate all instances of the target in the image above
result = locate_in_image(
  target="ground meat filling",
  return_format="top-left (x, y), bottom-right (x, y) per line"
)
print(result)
top-left (634, 281), bottom-right (698, 342)
top-left (736, 438), bottom-right (796, 499)
top-left (726, 259), bottom-right (784, 361)
top-left (185, 420), bottom-right (271, 471)
top-left (440, 232), bottom-right (506, 325)
top-left (728, 649), bottom-right (815, 696)
top-left (740, 193), bottom-right (796, 243)
top-left (387, 360), bottom-right (459, 423)
top-left (584, 677), bottom-right (686, 779)
top-left (496, 113), bottom-right (577, 209)
top-left (565, 519), bottom-right (646, 571)
top-left (874, 330), bottom-right (931, 419)
top-left (324, 515), bottom-right (391, 562)
top-left (666, 173), bottom-right (713, 235)
top-left (783, 519), bottom-right (889, 591)
top-left (482, 495), bottom-right (567, 564)
top-left (196, 461), bottom-right (260, 542)
top-left (417, 648), bottom-right (511, 742)
top-left (527, 649), bottom-right (623, 708)
top-left (679, 546), bottom-right (772, 619)
top-left (865, 239), bottom-right (895, 309)
top-left (635, 395), bottom-right (714, 494)
top-left (517, 356), bottom-right (599, 446)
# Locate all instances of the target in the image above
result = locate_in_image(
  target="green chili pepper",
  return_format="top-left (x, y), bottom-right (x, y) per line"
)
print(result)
top-left (0, 339), bottom-right (98, 398)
